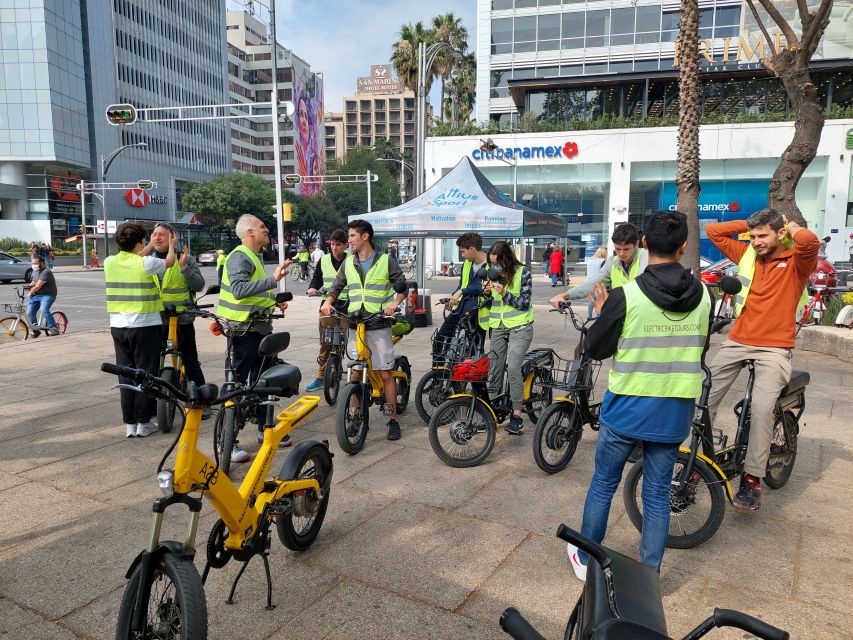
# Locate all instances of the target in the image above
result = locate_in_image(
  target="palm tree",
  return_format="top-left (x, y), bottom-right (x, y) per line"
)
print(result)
top-left (675, 0), bottom-right (702, 271)
top-left (391, 22), bottom-right (435, 93)
top-left (373, 137), bottom-right (399, 160)
top-left (431, 13), bottom-right (468, 122)
top-left (445, 52), bottom-right (476, 126)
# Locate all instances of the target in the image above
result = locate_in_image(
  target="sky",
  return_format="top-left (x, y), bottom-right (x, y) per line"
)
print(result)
top-left (229, 0), bottom-right (479, 115)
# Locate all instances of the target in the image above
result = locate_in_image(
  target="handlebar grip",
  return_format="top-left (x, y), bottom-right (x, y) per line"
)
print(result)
top-left (556, 524), bottom-right (611, 570)
top-left (499, 608), bottom-right (546, 640)
top-left (196, 303), bottom-right (214, 309)
top-left (269, 313), bottom-right (286, 319)
top-left (254, 385), bottom-right (284, 397)
top-left (713, 609), bottom-right (789, 640)
top-left (101, 362), bottom-right (146, 383)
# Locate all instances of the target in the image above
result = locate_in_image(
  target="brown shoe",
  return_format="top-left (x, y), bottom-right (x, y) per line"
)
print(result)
top-left (733, 474), bottom-right (761, 511)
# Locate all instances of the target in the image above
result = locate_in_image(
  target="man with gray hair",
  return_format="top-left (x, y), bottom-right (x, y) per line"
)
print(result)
top-left (218, 214), bottom-right (293, 462)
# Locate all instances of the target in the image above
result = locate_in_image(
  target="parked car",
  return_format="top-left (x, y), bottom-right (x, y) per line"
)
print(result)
top-left (0, 252), bottom-right (33, 284)
top-left (197, 250), bottom-right (219, 266)
top-left (700, 255), bottom-right (837, 288)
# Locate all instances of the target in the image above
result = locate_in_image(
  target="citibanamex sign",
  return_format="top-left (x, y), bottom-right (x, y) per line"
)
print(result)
top-left (124, 189), bottom-right (167, 207)
top-left (472, 141), bottom-right (579, 161)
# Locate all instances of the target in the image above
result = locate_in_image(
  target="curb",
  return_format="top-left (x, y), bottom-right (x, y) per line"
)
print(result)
top-left (797, 325), bottom-right (853, 364)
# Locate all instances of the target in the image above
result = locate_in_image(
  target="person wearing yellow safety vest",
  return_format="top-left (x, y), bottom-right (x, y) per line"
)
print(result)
top-left (705, 210), bottom-right (819, 511)
top-left (219, 214), bottom-right (294, 462)
top-left (105, 222), bottom-right (176, 439)
top-left (215, 249), bottom-right (226, 283)
top-left (305, 229), bottom-right (349, 391)
top-left (484, 241), bottom-right (534, 436)
top-left (296, 246), bottom-right (310, 280)
top-left (150, 223), bottom-right (207, 416)
top-left (549, 222), bottom-right (648, 308)
top-left (565, 211), bottom-right (713, 581)
top-left (321, 219), bottom-right (407, 440)
top-left (433, 232), bottom-right (489, 365)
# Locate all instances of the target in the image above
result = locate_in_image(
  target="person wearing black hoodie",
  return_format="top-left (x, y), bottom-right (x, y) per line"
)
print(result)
top-left (565, 210), bottom-right (714, 581)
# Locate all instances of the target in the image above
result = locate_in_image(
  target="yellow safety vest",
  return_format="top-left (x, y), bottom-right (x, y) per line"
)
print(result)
top-left (609, 280), bottom-right (711, 398)
top-left (104, 252), bottom-right (163, 314)
top-left (459, 260), bottom-right (489, 330)
top-left (489, 267), bottom-right (533, 329)
top-left (217, 245), bottom-right (275, 322)
top-left (610, 248), bottom-right (646, 289)
top-left (734, 245), bottom-right (809, 316)
top-left (158, 264), bottom-right (191, 312)
top-left (344, 253), bottom-right (392, 314)
top-left (320, 253), bottom-right (347, 302)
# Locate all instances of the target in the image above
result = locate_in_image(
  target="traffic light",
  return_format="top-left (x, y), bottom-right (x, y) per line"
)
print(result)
top-left (284, 174), bottom-right (301, 185)
top-left (282, 203), bottom-right (292, 222)
top-left (105, 103), bottom-right (137, 125)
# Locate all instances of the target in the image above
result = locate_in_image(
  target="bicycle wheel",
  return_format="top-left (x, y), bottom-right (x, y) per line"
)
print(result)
top-left (157, 367), bottom-right (181, 433)
top-left (0, 316), bottom-right (28, 342)
top-left (51, 311), bottom-right (68, 334)
top-left (623, 451), bottom-right (726, 549)
top-left (394, 356), bottom-right (411, 414)
top-left (532, 402), bottom-right (582, 474)
top-left (415, 369), bottom-right (456, 424)
top-left (277, 442), bottom-right (333, 551)
top-left (764, 410), bottom-right (799, 489)
top-left (323, 354), bottom-right (342, 405)
top-left (429, 396), bottom-right (496, 468)
top-left (115, 550), bottom-right (207, 640)
top-left (218, 405), bottom-right (240, 478)
top-left (335, 382), bottom-right (369, 455)
top-left (523, 368), bottom-right (553, 424)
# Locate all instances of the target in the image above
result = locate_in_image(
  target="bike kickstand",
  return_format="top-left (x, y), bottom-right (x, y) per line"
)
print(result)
top-left (226, 557), bottom-right (252, 605)
top-left (261, 552), bottom-right (276, 610)
top-left (201, 561), bottom-right (212, 585)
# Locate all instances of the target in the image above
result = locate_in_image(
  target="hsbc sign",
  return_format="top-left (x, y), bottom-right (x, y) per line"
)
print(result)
top-left (124, 189), bottom-right (167, 207)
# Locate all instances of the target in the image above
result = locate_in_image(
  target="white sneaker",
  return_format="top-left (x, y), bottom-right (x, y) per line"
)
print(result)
top-left (567, 543), bottom-right (587, 582)
top-left (126, 423), bottom-right (137, 438)
top-left (231, 443), bottom-right (251, 464)
top-left (136, 421), bottom-right (159, 438)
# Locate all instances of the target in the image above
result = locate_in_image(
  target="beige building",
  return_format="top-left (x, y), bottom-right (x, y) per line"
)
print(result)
top-left (324, 112), bottom-right (345, 162)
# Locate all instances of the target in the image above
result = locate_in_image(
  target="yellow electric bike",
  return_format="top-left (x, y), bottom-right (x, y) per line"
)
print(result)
top-left (103, 339), bottom-right (333, 639)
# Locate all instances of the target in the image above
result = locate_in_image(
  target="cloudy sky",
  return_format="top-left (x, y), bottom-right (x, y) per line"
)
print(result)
top-left (229, 0), bottom-right (479, 114)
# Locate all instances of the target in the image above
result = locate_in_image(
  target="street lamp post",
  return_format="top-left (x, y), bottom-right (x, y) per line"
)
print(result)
top-left (376, 157), bottom-right (415, 204)
top-left (99, 141), bottom-right (147, 258)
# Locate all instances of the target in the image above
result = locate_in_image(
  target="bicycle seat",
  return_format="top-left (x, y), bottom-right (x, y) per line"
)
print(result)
top-left (592, 619), bottom-right (671, 640)
top-left (258, 331), bottom-right (290, 357)
top-left (258, 363), bottom-right (301, 397)
top-left (583, 548), bottom-right (668, 637)
top-left (521, 348), bottom-right (554, 376)
top-left (779, 370), bottom-right (809, 396)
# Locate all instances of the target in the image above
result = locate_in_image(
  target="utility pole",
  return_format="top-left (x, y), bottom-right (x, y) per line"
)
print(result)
top-left (268, 0), bottom-right (286, 280)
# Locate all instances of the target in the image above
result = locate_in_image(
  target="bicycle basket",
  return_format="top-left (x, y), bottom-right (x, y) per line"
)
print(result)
top-left (2, 303), bottom-right (24, 314)
top-left (450, 353), bottom-right (491, 382)
top-left (547, 354), bottom-right (601, 392)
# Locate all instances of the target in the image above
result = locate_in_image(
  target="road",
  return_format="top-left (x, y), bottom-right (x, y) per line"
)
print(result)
top-left (0, 265), bottom-right (585, 334)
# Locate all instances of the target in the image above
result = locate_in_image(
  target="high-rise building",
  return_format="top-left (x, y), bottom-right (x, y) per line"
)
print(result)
top-left (0, 0), bottom-right (232, 245)
top-left (324, 112), bottom-right (345, 162)
top-left (226, 10), bottom-right (324, 197)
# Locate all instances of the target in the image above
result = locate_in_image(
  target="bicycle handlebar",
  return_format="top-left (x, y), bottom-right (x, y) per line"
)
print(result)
top-left (712, 609), bottom-right (789, 640)
top-left (499, 608), bottom-right (546, 640)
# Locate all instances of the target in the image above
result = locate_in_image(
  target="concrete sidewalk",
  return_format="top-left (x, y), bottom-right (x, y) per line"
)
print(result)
top-left (0, 303), bottom-right (851, 639)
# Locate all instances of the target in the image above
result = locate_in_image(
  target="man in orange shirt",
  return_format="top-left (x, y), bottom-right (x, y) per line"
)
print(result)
top-left (706, 208), bottom-right (819, 511)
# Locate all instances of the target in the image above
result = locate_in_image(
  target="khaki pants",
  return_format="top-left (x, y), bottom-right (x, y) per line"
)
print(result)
top-left (707, 339), bottom-right (792, 478)
top-left (317, 315), bottom-right (348, 378)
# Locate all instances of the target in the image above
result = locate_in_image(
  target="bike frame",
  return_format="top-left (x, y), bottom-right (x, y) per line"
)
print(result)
top-left (345, 316), bottom-right (406, 401)
top-left (2, 286), bottom-right (63, 337)
top-left (161, 312), bottom-right (184, 377)
top-left (551, 304), bottom-right (602, 426)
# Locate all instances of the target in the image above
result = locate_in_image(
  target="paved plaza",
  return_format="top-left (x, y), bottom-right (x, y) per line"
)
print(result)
top-left (0, 301), bottom-right (851, 639)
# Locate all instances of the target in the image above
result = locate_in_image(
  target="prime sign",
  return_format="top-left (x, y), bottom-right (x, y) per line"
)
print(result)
top-left (472, 141), bottom-right (579, 161)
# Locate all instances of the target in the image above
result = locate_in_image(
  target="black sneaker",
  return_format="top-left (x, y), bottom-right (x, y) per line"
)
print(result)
top-left (387, 419), bottom-right (401, 441)
top-left (505, 415), bottom-right (524, 435)
top-left (733, 473), bottom-right (761, 511)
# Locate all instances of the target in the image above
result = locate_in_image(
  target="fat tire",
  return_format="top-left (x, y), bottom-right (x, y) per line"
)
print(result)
top-left (335, 382), bottom-right (368, 455)
top-left (218, 405), bottom-right (239, 478)
top-left (115, 551), bottom-right (207, 640)
top-left (623, 451), bottom-right (726, 549)
top-left (415, 370), bottom-right (455, 424)
top-left (157, 367), bottom-right (180, 433)
top-left (764, 410), bottom-right (799, 489)
top-left (524, 368), bottom-right (553, 424)
top-left (323, 355), bottom-right (342, 405)
top-left (277, 443), bottom-right (333, 551)
top-left (428, 397), bottom-right (496, 468)
top-left (532, 402), bottom-right (582, 474)
top-left (394, 357), bottom-right (411, 414)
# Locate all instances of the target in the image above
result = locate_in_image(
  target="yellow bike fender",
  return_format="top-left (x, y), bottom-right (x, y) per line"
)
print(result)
top-left (522, 373), bottom-right (534, 399)
top-left (554, 397), bottom-right (574, 404)
top-left (447, 393), bottom-right (497, 422)
top-left (678, 447), bottom-right (734, 501)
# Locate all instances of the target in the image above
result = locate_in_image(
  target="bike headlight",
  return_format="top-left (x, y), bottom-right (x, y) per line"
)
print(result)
top-left (157, 471), bottom-right (174, 497)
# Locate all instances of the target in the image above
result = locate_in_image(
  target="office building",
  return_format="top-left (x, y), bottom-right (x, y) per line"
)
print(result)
top-left (0, 0), bottom-right (232, 244)
top-left (226, 10), bottom-right (324, 196)
top-left (324, 112), bottom-right (345, 162)
top-left (421, 0), bottom-right (853, 266)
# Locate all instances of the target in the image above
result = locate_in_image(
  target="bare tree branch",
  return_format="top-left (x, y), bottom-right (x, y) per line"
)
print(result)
top-left (745, 0), bottom-right (781, 64)
top-left (802, 0), bottom-right (834, 57)
top-left (755, 0), bottom-right (800, 47)
top-left (796, 0), bottom-right (811, 28)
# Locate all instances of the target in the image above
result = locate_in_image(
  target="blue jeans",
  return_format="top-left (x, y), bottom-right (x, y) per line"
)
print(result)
top-left (579, 424), bottom-right (679, 572)
top-left (27, 294), bottom-right (56, 329)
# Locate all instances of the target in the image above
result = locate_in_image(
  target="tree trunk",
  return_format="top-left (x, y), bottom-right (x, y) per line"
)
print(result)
top-left (767, 52), bottom-right (822, 227)
top-left (676, 0), bottom-right (702, 272)
top-left (440, 76), bottom-right (445, 123)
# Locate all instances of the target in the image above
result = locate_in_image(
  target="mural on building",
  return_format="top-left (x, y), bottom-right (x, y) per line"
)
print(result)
top-left (294, 71), bottom-right (325, 196)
